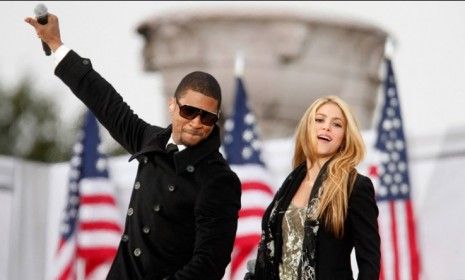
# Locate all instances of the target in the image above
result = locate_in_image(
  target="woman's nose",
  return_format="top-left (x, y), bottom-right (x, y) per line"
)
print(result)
top-left (322, 122), bottom-right (331, 130)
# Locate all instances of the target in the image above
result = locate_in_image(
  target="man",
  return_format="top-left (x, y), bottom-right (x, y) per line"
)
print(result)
top-left (26, 13), bottom-right (241, 280)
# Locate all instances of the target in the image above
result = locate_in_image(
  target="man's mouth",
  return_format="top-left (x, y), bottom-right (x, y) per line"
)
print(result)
top-left (183, 129), bottom-right (202, 136)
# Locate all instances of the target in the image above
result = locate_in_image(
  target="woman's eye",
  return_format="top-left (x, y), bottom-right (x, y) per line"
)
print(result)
top-left (333, 123), bottom-right (342, 128)
top-left (315, 118), bottom-right (324, 123)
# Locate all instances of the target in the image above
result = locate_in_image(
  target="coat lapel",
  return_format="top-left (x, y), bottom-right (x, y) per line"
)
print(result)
top-left (128, 126), bottom-right (171, 162)
top-left (128, 125), bottom-right (222, 175)
top-left (173, 125), bottom-right (221, 174)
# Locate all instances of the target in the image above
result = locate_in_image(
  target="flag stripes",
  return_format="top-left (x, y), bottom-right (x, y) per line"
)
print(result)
top-left (55, 111), bottom-right (121, 280)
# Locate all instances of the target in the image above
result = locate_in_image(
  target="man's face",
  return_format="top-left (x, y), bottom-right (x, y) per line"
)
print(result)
top-left (169, 89), bottom-right (219, 146)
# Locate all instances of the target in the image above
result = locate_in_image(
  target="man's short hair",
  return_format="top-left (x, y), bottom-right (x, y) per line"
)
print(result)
top-left (174, 71), bottom-right (222, 110)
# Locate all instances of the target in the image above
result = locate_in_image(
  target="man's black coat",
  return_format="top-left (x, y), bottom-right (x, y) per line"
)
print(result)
top-left (55, 51), bottom-right (242, 280)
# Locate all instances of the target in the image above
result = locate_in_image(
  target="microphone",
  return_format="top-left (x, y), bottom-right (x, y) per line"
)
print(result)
top-left (243, 259), bottom-right (256, 279)
top-left (246, 259), bottom-right (255, 273)
top-left (33, 3), bottom-right (51, 56)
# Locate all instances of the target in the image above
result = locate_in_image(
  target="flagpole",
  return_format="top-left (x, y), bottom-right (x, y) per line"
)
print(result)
top-left (384, 37), bottom-right (396, 60)
top-left (234, 51), bottom-right (245, 78)
top-left (371, 37), bottom-right (397, 130)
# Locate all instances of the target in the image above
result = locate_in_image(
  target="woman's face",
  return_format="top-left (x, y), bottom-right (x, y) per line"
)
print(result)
top-left (312, 102), bottom-right (346, 161)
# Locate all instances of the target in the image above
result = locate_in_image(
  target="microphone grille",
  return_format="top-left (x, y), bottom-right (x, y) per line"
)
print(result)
top-left (246, 259), bottom-right (256, 273)
top-left (34, 3), bottom-right (48, 17)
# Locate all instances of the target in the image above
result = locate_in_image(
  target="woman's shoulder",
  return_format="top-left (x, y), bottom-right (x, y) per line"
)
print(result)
top-left (348, 172), bottom-right (378, 212)
top-left (354, 172), bottom-right (373, 185)
top-left (351, 171), bottom-right (376, 195)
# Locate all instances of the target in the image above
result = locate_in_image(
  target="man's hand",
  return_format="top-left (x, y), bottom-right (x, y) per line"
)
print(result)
top-left (25, 13), bottom-right (63, 52)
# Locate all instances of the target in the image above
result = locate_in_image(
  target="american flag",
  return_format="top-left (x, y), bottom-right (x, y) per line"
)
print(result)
top-left (55, 111), bottom-right (122, 280)
top-left (223, 75), bottom-right (274, 280)
top-left (367, 59), bottom-right (421, 280)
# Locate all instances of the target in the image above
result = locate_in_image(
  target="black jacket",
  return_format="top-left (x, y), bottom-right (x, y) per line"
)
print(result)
top-left (253, 163), bottom-right (380, 280)
top-left (55, 51), bottom-right (242, 280)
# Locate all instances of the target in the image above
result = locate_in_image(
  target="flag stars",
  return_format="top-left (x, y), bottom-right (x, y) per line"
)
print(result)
top-left (378, 185), bottom-right (388, 197)
top-left (387, 108), bottom-right (395, 117)
top-left (390, 184), bottom-right (399, 195)
top-left (243, 130), bottom-right (254, 142)
top-left (389, 76), bottom-right (395, 84)
top-left (96, 158), bottom-right (107, 172)
top-left (252, 140), bottom-right (261, 151)
top-left (373, 61), bottom-right (414, 207)
top-left (383, 174), bottom-right (393, 185)
top-left (398, 161), bottom-right (407, 172)
top-left (400, 183), bottom-right (409, 194)
top-left (70, 195), bottom-right (80, 205)
top-left (394, 173), bottom-right (403, 184)
top-left (386, 141), bottom-right (394, 151)
top-left (383, 119), bottom-right (393, 130)
top-left (380, 153), bottom-right (389, 163)
top-left (60, 224), bottom-right (70, 235)
top-left (97, 143), bottom-right (105, 154)
top-left (224, 78), bottom-right (264, 166)
top-left (244, 113), bottom-right (255, 125)
top-left (395, 140), bottom-right (404, 150)
top-left (224, 134), bottom-right (233, 144)
top-left (388, 87), bottom-right (396, 97)
top-left (390, 97), bottom-right (398, 107)
top-left (391, 152), bottom-right (400, 161)
top-left (69, 208), bottom-right (77, 218)
top-left (69, 169), bottom-right (80, 180)
top-left (69, 182), bottom-right (78, 192)
top-left (73, 143), bottom-right (83, 154)
top-left (71, 156), bottom-right (81, 167)
top-left (392, 118), bottom-right (401, 129)
top-left (387, 162), bottom-right (396, 173)
top-left (224, 119), bottom-right (234, 132)
top-left (242, 147), bottom-right (253, 159)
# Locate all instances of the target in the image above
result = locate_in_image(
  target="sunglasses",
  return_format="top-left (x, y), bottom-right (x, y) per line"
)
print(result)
top-left (175, 99), bottom-right (219, 126)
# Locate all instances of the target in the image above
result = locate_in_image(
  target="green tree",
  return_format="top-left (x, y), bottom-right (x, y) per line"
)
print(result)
top-left (0, 77), bottom-right (76, 162)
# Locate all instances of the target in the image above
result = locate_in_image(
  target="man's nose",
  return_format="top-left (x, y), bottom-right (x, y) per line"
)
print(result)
top-left (190, 115), bottom-right (203, 127)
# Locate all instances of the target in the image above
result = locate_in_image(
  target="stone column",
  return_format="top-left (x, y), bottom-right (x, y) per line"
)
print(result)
top-left (137, 8), bottom-right (388, 139)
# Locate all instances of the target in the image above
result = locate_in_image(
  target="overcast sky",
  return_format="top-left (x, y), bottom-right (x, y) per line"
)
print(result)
top-left (2, 1), bottom-right (465, 142)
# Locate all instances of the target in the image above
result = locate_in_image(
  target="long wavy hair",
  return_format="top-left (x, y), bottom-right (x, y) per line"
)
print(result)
top-left (292, 96), bottom-right (366, 238)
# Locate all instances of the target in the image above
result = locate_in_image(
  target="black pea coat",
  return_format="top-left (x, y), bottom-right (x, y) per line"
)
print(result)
top-left (55, 50), bottom-right (242, 280)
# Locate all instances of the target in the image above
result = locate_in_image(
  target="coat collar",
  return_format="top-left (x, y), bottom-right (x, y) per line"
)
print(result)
top-left (129, 125), bottom-right (221, 174)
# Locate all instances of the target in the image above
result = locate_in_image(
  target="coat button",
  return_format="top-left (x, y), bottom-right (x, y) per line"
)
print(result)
top-left (142, 226), bottom-right (150, 234)
top-left (153, 204), bottom-right (161, 212)
top-left (142, 156), bottom-right (148, 164)
top-left (186, 165), bottom-right (195, 173)
top-left (127, 207), bottom-right (134, 216)
top-left (168, 185), bottom-right (175, 192)
top-left (134, 248), bottom-right (142, 257)
top-left (134, 181), bottom-right (141, 190)
top-left (122, 234), bottom-right (129, 242)
top-left (82, 59), bottom-right (89, 65)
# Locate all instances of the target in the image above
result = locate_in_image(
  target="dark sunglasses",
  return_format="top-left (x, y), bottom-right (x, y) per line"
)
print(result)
top-left (175, 99), bottom-right (219, 126)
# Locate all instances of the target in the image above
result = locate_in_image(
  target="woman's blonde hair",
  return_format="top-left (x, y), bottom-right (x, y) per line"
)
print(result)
top-left (292, 95), bottom-right (365, 238)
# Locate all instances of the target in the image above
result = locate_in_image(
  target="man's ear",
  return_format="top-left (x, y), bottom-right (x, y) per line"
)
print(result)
top-left (169, 98), bottom-right (175, 112)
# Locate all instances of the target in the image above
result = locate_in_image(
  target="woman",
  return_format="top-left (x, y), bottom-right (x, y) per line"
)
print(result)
top-left (248, 96), bottom-right (380, 280)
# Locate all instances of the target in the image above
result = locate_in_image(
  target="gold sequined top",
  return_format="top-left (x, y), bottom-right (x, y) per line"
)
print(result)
top-left (278, 203), bottom-right (307, 280)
